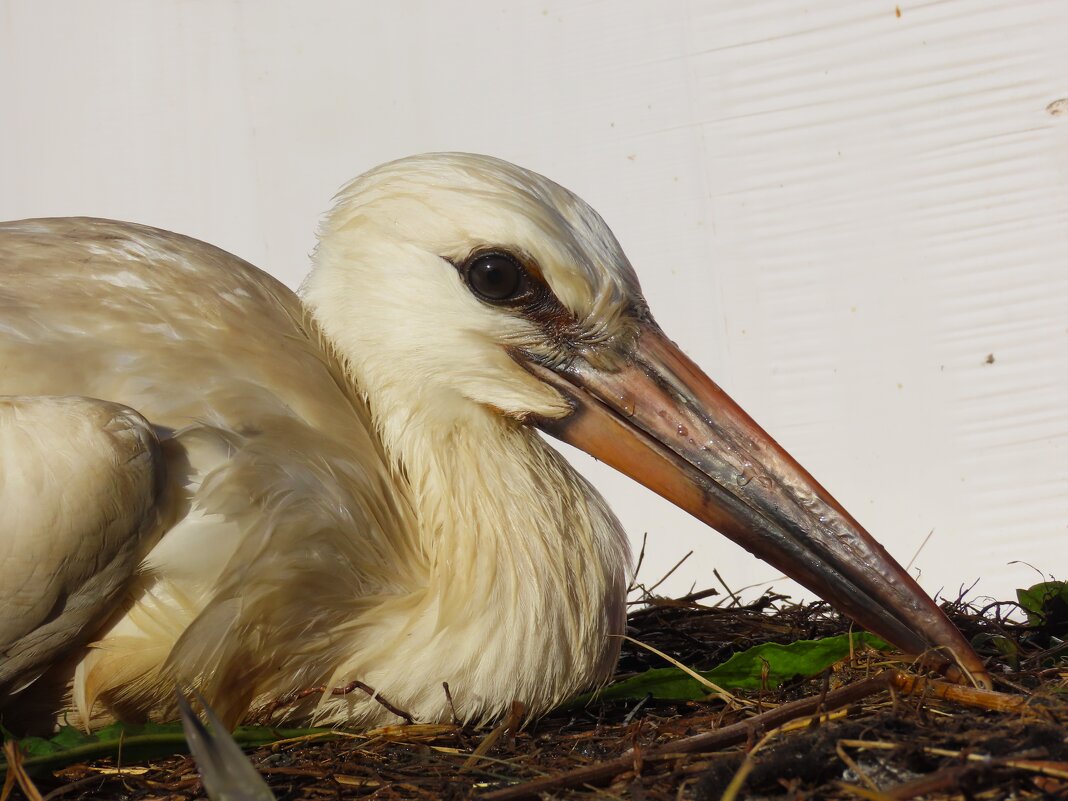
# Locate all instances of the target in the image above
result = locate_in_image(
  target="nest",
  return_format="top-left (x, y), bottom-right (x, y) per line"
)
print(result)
top-left (4, 582), bottom-right (1066, 801)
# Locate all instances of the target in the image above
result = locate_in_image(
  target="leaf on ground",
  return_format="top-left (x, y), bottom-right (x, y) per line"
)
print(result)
top-left (578, 631), bottom-right (888, 704)
top-left (2, 722), bottom-right (331, 775)
top-left (1016, 581), bottom-right (1068, 628)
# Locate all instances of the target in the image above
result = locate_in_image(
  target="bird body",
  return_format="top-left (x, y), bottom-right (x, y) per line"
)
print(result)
top-left (0, 395), bottom-right (159, 695)
top-left (0, 154), bottom-right (989, 733)
top-left (0, 214), bottom-right (627, 729)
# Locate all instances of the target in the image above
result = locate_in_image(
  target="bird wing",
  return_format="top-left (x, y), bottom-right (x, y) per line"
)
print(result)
top-left (0, 396), bottom-right (161, 698)
top-left (0, 219), bottom-right (418, 722)
top-left (177, 690), bottom-right (276, 801)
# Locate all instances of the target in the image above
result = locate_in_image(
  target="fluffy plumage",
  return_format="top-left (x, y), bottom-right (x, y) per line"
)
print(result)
top-left (0, 397), bottom-right (160, 697)
top-left (0, 154), bottom-right (634, 730)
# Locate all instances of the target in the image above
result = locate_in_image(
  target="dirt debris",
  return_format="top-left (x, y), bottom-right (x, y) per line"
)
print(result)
top-left (6, 591), bottom-right (1067, 800)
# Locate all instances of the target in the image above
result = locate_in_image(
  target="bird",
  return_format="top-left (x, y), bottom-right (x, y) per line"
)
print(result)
top-left (177, 690), bottom-right (276, 801)
top-left (0, 153), bottom-right (990, 733)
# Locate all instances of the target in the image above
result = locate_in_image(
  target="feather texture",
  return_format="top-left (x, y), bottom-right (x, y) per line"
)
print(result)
top-left (0, 154), bottom-right (636, 730)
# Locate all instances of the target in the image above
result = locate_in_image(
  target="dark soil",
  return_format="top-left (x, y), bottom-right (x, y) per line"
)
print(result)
top-left (6, 587), bottom-right (1067, 801)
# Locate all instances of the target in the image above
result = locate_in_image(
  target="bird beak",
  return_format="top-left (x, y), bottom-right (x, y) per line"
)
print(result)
top-left (521, 322), bottom-right (990, 688)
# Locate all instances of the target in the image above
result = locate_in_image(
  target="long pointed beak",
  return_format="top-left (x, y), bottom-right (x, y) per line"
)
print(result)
top-left (521, 323), bottom-right (990, 688)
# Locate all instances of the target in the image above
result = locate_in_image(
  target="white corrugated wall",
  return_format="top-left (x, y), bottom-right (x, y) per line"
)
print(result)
top-left (2, 0), bottom-right (1065, 603)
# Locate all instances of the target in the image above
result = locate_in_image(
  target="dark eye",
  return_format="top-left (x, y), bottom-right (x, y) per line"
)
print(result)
top-left (464, 252), bottom-right (527, 302)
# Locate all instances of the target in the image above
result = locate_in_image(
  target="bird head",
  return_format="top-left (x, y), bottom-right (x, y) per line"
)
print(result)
top-left (303, 152), bottom-right (990, 688)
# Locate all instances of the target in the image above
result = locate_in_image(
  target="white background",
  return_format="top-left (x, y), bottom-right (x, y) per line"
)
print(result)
top-left (2, 0), bottom-right (1066, 605)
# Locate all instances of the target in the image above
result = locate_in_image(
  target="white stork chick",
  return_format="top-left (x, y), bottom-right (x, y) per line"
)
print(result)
top-left (0, 154), bottom-right (989, 732)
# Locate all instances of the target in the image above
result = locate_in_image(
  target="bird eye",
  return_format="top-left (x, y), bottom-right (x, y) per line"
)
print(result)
top-left (464, 252), bottom-right (527, 302)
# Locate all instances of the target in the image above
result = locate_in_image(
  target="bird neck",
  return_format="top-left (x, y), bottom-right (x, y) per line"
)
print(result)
top-left (381, 389), bottom-right (628, 604)
top-left (362, 384), bottom-right (632, 720)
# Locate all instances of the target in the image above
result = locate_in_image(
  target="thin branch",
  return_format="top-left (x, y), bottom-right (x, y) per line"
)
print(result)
top-left (626, 532), bottom-right (649, 594)
top-left (334, 680), bottom-right (415, 724)
top-left (644, 551), bottom-right (693, 597)
top-left (2, 741), bottom-right (44, 801)
top-left (887, 673), bottom-right (1029, 714)
top-left (461, 701), bottom-right (525, 773)
top-left (480, 672), bottom-right (895, 800)
top-left (713, 568), bottom-right (741, 607)
top-left (905, 529), bottom-right (934, 572)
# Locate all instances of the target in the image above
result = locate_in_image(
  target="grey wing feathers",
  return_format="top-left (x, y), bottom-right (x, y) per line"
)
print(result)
top-left (177, 690), bottom-right (277, 801)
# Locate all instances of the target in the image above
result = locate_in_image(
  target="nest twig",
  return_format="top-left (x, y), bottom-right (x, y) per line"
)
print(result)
top-left (12, 590), bottom-right (1066, 801)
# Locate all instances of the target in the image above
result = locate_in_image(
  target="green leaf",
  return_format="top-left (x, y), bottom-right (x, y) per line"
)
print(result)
top-left (2, 722), bottom-right (333, 776)
top-left (575, 632), bottom-right (888, 705)
top-left (1016, 581), bottom-right (1068, 628)
top-left (972, 633), bottom-right (1019, 669)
